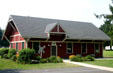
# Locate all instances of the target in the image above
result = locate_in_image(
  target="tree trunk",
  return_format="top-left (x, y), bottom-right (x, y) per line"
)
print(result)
top-left (110, 39), bottom-right (112, 50)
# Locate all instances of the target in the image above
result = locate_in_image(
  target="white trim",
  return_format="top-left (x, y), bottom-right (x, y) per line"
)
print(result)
top-left (10, 40), bottom-right (25, 43)
top-left (30, 40), bottom-right (103, 44)
top-left (10, 34), bottom-right (21, 37)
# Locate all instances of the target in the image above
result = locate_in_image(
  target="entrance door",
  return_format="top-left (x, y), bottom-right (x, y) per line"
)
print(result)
top-left (51, 43), bottom-right (57, 56)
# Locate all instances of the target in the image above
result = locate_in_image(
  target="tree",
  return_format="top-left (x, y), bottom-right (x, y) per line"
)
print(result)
top-left (96, 1), bottom-right (113, 50)
top-left (0, 28), bottom-right (9, 48)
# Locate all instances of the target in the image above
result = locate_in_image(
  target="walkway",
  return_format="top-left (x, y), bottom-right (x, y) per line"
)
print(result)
top-left (63, 60), bottom-right (113, 72)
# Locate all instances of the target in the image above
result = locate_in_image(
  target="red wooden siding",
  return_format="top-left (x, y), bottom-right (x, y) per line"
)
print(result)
top-left (51, 25), bottom-right (58, 32)
top-left (59, 25), bottom-right (64, 32)
top-left (73, 43), bottom-right (81, 55)
top-left (87, 43), bottom-right (94, 55)
top-left (40, 42), bottom-right (51, 58)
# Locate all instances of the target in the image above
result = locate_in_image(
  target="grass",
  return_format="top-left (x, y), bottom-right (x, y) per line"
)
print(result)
top-left (83, 60), bottom-right (113, 68)
top-left (103, 50), bottom-right (113, 58)
top-left (0, 58), bottom-right (80, 70)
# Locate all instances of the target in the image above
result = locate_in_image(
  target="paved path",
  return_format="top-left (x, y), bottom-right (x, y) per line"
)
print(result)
top-left (63, 60), bottom-right (113, 72)
top-left (0, 67), bottom-right (113, 73)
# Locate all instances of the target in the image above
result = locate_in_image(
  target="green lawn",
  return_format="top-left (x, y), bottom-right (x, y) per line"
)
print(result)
top-left (83, 60), bottom-right (113, 68)
top-left (103, 50), bottom-right (113, 58)
top-left (0, 59), bottom-right (79, 70)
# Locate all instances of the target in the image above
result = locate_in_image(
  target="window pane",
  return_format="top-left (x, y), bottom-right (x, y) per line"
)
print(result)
top-left (82, 43), bottom-right (86, 54)
top-left (33, 42), bottom-right (39, 53)
top-left (67, 43), bottom-right (72, 53)
top-left (22, 42), bottom-right (24, 49)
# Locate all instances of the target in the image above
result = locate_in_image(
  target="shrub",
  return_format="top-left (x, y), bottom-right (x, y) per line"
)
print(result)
top-left (48, 56), bottom-right (58, 63)
top-left (11, 55), bottom-right (17, 61)
top-left (85, 55), bottom-right (95, 61)
top-left (17, 48), bottom-right (35, 64)
top-left (3, 54), bottom-right (9, 59)
top-left (81, 57), bottom-right (87, 61)
top-left (48, 56), bottom-right (63, 63)
top-left (34, 56), bottom-right (41, 63)
top-left (69, 55), bottom-right (76, 60)
top-left (0, 48), bottom-right (9, 58)
top-left (35, 56), bottom-right (41, 60)
top-left (40, 59), bottom-right (48, 63)
top-left (57, 56), bottom-right (63, 63)
top-left (70, 55), bottom-right (83, 62)
top-left (8, 49), bottom-right (16, 58)
top-left (16, 53), bottom-right (19, 58)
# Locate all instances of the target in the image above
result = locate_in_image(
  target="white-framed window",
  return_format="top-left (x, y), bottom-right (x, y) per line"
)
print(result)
top-left (95, 44), bottom-right (100, 53)
top-left (67, 43), bottom-right (73, 54)
top-left (82, 43), bottom-right (87, 54)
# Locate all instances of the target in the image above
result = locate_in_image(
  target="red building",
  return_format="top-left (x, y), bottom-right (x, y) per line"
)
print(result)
top-left (2, 15), bottom-right (110, 58)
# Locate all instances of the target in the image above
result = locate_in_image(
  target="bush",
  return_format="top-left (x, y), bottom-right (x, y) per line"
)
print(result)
top-left (57, 56), bottom-right (63, 63)
top-left (17, 48), bottom-right (35, 64)
top-left (11, 55), bottom-right (17, 61)
top-left (48, 56), bottom-right (58, 63)
top-left (70, 55), bottom-right (83, 62)
top-left (0, 48), bottom-right (9, 58)
top-left (85, 55), bottom-right (95, 61)
top-left (48, 56), bottom-right (63, 63)
top-left (8, 49), bottom-right (16, 58)
top-left (34, 56), bottom-right (41, 63)
top-left (3, 54), bottom-right (9, 59)
top-left (40, 59), bottom-right (48, 63)
top-left (69, 55), bottom-right (76, 60)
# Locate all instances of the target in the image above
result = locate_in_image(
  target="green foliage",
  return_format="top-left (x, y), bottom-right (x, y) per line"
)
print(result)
top-left (8, 49), bottom-right (16, 58)
top-left (48, 56), bottom-right (58, 63)
top-left (35, 56), bottom-right (41, 60)
top-left (40, 59), bottom-right (48, 63)
top-left (11, 55), bottom-right (17, 61)
top-left (0, 48), bottom-right (9, 58)
top-left (96, 2), bottom-right (113, 48)
top-left (85, 55), bottom-right (95, 61)
top-left (70, 55), bottom-right (83, 62)
top-left (48, 56), bottom-right (63, 63)
top-left (3, 54), bottom-right (8, 59)
top-left (70, 55), bottom-right (95, 62)
top-left (17, 48), bottom-right (35, 64)
top-left (0, 29), bottom-right (9, 47)
top-left (56, 57), bottom-right (63, 63)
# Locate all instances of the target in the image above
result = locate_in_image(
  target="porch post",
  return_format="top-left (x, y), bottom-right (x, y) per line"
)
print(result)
top-left (25, 38), bottom-right (30, 48)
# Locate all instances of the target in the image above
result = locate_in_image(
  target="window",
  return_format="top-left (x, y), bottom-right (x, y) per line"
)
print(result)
top-left (67, 43), bottom-right (73, 53)
top-left (95, 44), bottom-right (100, 53)
top-left (33, 42), bottom-right (39, 53)
top-left (11, 43), bottom-right (13, 48)
top-left (82, 43), bottom-right (87, 54)
top-left (16, 43), bottom-right (18, 52)
top-left (22, 42), bottom-right (24, 49)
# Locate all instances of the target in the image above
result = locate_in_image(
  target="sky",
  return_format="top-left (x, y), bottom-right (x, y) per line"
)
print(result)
top-left (0, 0), bottom-right (111, 30)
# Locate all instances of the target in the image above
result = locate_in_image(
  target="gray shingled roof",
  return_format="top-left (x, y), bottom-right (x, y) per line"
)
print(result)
top-left (10, 15), bottom-right (110, 41)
